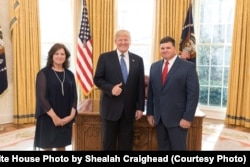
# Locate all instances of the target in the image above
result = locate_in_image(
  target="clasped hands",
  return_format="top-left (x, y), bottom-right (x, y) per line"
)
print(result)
top-left (52, 115), bottom-right (72, 127)
top-left (47, 108), bottom-right (75, 127)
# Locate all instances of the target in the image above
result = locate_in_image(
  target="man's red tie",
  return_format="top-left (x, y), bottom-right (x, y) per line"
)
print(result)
top-left (162, 61), bottom-right (169, 84)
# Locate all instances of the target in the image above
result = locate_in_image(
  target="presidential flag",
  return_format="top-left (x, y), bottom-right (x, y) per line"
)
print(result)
top-left (0, 26), bottom-right (8, 95)
top-left (76, 0), bottom-right (93, 95)
top-left (179, 4), bottom-right (196, 64)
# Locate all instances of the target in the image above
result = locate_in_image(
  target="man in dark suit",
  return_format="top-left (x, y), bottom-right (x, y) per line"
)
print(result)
top-left (93, 29), bottom-right (145, 150)
top-left (146, 36), bottom-right (199, 150)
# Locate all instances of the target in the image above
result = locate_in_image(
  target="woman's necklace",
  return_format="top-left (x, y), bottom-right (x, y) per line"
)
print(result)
top-left (53, 69), bottom-right (65, 96)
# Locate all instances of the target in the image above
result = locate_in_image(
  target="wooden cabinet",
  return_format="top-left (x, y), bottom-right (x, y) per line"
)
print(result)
top-left (72, 99), bottom-right (205, 151)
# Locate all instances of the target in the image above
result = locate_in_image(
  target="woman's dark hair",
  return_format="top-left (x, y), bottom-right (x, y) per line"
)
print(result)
top-left (46, 43), bottom-right (71, 68)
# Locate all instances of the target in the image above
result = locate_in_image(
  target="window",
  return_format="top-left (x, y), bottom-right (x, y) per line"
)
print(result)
top-left (195, 0), bottom-right (235, 108)
top-left (117, 0), bottom-right (154, 75)
top-left (39, 0), bottom-right (74, 71)
top-left (118, 0), bottom-right (236, 110)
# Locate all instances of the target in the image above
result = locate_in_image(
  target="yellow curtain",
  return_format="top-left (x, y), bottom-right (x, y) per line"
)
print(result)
top-left (225, 0), bottom-right (250, 128)
top-left (152, 0), bottom-right (191, 61)
top-left (74, 0), bottom-right (115, 101)
top-left (10, 0), bottom-right (40, 124)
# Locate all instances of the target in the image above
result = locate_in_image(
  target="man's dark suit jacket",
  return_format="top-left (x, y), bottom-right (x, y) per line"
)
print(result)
top-left (94, 50), bottom-right (145, 121)
top-left (147, 56), bottom-right (199, 127)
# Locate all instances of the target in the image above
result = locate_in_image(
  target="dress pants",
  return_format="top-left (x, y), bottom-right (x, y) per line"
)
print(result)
top-left (102, 110), bottom-right (134, 150)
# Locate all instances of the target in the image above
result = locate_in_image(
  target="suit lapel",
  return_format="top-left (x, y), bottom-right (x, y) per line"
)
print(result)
top-left (167, 57), bottom-right (181, 81)
top-left (127, 53), bottom-right (133, 79)
top-left (163, 57), bottom-right (182, 88)
top-left (126, 52), bottom-right (137, 83)
top-left (111, 51), bottom-right (124, 82)
top-left (157, 61), bottom-right (164, 88)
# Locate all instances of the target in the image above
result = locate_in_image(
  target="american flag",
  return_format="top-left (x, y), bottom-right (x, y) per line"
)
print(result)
top-left (76, 0), bottom-right (93, 95)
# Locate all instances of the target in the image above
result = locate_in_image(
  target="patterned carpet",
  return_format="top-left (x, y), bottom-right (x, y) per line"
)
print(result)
top-left (0, 122), bottom-right (250, 150)
top-left (202, 122), bottom-right (250, 150)
top-left (0, 126), bottom-right (35, 150)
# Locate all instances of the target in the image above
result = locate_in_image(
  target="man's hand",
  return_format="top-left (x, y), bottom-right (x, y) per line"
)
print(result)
top-left (112, 82), bottom-right (123, 96)
top-left (147, 115), bottom-right (155, 127)
top-left (135, 110), bottom-right (143, 120)
top-left (179, 119), bottom-right (191, 129)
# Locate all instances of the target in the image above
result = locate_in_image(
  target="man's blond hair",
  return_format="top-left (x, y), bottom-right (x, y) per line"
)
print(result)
top-left (114, 29), bottom-right (131, 41)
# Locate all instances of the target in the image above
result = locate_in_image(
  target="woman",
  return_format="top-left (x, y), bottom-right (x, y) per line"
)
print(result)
top-left (34, 43), bottom-right (77, 151)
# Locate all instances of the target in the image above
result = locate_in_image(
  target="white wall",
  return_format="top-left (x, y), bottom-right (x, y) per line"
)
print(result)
top-left (0, 0), bottom-right (14, 124)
